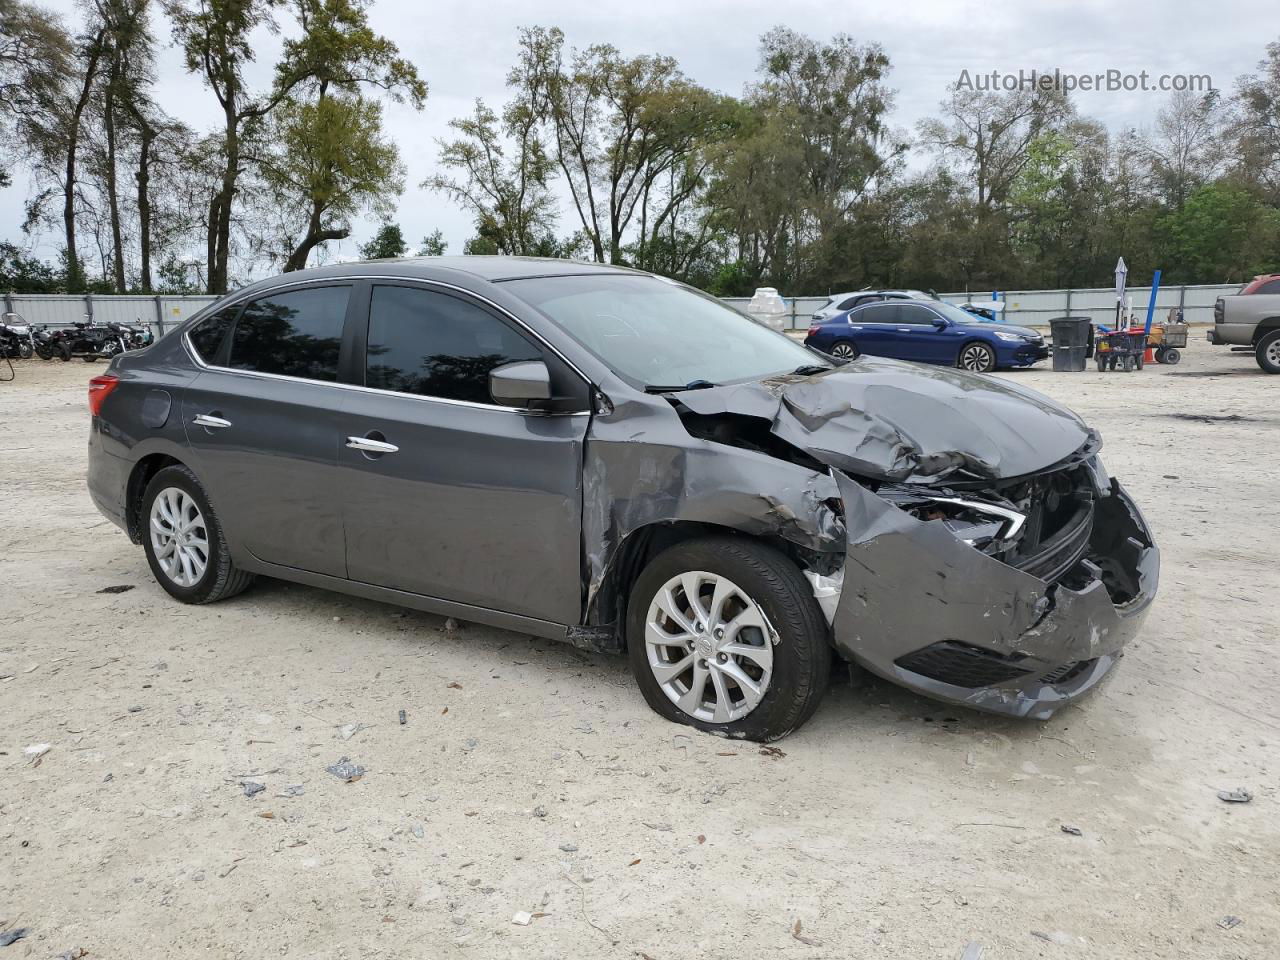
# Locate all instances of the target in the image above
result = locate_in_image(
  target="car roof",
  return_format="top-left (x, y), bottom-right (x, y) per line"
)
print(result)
top-left (225, 256), bottom-right (647, 301)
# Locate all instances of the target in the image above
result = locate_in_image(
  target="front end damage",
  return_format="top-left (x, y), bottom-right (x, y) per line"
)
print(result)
top-left (830, 467), bottom-right (1159, 718)
top-left (646, 359), bottom-right (1160, 719)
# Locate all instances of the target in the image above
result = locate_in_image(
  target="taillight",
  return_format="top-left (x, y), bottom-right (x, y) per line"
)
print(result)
top-left (807, 325), bottom-right (821, 338)
top-left (88, 374), bottom-right (119, 416)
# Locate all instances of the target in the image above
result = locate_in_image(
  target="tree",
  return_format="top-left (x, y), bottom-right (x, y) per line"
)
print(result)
top-left (359, 222), bottom-right (407, 259)
top-left (1142, 90), bottom-right (1223, 210)
top-left (425, 98), bottom-right (559, 255)
top-left (417, 229), bottom-right (446, 256)
top-left (0, 241), bottom-right (60, 291)
top-left (514, 26), bottom-right (730, 264)
top-left (0, 0), bottom-right (72, 188)
top-left (1233, 40), bottom-right (1280, 204)
top-left (264, 94), bottom-right (404, 271)
top-left (269, 0), bottom-right (425, 271)
top-left (1156, 182), bottom-right (1280, 282)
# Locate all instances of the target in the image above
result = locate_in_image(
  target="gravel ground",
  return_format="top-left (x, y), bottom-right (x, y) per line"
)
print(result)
top-left (1, 341), bottom-right (1277, 959)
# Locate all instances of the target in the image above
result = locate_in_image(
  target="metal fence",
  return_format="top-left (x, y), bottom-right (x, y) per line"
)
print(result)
top-left (4, 281), bottom-right (1238, 340)
top-left (2, 292), bottom-right (218, 340)
top-left (726, 282), bottom-right (1236, 330)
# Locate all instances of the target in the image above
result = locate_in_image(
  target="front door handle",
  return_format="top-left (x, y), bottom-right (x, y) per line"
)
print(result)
top-left (346, 436), bottom-right (399, 454)
top-left (193, 413), bottom-right (231, 429)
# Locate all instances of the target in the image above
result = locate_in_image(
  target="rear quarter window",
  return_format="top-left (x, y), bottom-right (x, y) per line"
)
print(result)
top-left (187, 305), bottom-right (239, 363)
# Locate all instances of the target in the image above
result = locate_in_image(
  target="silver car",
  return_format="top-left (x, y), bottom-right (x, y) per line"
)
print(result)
top-left (810, 289), bottom-right (935, 323)
top-left (87, 258), bottom-right (1159, 740)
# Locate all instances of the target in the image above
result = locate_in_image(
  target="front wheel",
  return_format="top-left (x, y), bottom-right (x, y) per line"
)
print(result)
top-left (1256, 330), bottom-right (1280, 374)
top-left (1162, 347), bottom-right (1181, 365)
top-left (142, 464), bottom-right (256, 604)
top-left (627, 536), bottom-right (831, 742)
top-left (35, 344), bottom-right (54, 360)
top-left (958, 341), bottom-right (996, 372)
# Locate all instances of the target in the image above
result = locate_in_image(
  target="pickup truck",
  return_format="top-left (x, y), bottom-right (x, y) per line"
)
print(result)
top-left (1209, 279), bottom-right (1280, 373)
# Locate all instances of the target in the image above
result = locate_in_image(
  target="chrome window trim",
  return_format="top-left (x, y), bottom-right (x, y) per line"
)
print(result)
top-left (181, 274), bottom-right (594, 416)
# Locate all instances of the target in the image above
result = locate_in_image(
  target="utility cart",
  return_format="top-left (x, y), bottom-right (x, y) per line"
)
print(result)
top-left (1095, 327), bottom-right (1148, 372)
top-left (1147, 310), bottom-right (1188, 364)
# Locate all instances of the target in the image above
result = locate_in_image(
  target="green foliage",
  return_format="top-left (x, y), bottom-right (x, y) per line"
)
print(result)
top-left (417, 229), bottom-right (446, 256)
top-left (1156, 183), bottom-right (1280, 282)
top-left (0, 242), bottom-right (59, 291)
top-left (360, 222), bottom-right (407, 260)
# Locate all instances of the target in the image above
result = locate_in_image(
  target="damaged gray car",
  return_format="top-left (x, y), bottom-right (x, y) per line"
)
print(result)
top-left (87, 258), bottom-right (1160, 741)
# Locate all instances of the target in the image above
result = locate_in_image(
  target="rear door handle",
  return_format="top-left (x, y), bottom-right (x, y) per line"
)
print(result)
top-left (193, 414), bottom-right (231, 429)
top-left (346, 436), bottom-right (399, 454)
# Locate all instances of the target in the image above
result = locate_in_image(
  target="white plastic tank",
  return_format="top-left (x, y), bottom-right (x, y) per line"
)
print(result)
top-left (745, 287), bottom-right (789, 332)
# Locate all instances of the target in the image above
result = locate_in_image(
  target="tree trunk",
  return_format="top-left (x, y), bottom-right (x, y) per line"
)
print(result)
top-left (134, 124), bottom-right (154, 292)
top-left (209, 99), bottom-right (239, 294)
top-left (62, 37), bottom-right (104, 293)
top-left (283, 202), bottom-right (346, 271)
top-left (104, 67), bottom-right (126, 292)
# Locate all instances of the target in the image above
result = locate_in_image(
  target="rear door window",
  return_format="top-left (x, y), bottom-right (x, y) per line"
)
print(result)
top-left (856, 302), bottom-right (900, 324)
top-left (364, 285), bottom-right (542, 405)
top-left (228, 286), bottom-right (350, 381)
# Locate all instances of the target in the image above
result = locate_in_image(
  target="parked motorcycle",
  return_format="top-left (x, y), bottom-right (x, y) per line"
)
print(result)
top-left (0, 312), bottom-right (34, 359)
top-left (58, 317), bottom-right (126, 362)
top-left (31, 324), bottom-right (60, 360)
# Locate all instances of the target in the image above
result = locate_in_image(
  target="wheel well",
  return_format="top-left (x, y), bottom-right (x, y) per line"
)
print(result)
top-left (125, 454), bottom-right (183, 543)
top-left (1253, 319), bottom-right (1280, 344)
top-left (586, 521), bottom-right (826, 647)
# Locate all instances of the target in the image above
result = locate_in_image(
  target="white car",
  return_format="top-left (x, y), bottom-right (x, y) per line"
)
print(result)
top-left (811, 290), bottom-right (935, 323)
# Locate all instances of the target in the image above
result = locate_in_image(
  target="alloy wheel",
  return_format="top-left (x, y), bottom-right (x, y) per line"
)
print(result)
top-left (644, 571), bottom-right (775, 723)
top-left (831, 342), bottom-right (857, 360)
top-left (1267, 339), bottom-right (1280, 367)
top-left (960, 344), bottom-right (994, 371)
top-left (149, 487), bottom-right (209, 587)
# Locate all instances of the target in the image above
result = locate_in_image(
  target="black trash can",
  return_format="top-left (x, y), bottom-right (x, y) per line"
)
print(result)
top-left (1050, 316), bottom-right (1092, 372)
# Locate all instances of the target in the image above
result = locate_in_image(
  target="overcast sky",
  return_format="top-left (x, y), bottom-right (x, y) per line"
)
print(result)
top-left (3, 0), bottom-right (1272, 270)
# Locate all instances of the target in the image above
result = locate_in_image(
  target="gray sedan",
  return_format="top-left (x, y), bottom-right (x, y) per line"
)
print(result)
top-left (87, 257), bottom-right (1159, 740)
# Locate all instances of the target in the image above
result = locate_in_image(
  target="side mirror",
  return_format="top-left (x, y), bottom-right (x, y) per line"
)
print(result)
top-left (490, 360), bottom-right (552, 407)
top-left (932, 318), bottom-right (949, 328)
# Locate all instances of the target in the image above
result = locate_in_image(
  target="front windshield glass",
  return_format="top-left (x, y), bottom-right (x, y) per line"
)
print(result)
top-left (506, 274), bottom-right (828, 389)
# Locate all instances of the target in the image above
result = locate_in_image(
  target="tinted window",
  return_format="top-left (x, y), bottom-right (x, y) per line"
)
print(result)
top-left (365, 286), bottom-right (541, 405)
top-left (188, 305), bottom-right (238, 362)
top-left (1258, 279), bottom-right (1280, 294)
top-left (898, 304), bottom-right (941, 325)
top-left (855, 302), bottom-right (899, 323)
top-left (228, 286), bottom-right (349, 381)
top-left (837, 296), bottom-right (860, 310)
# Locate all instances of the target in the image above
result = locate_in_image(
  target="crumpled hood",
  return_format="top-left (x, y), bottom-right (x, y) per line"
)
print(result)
top-left (672, 355), bottom-right (1090, 482)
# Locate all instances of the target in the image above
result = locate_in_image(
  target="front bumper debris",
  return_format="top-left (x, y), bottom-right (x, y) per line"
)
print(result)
top-left (830, 468), bottom-right (1158, 719)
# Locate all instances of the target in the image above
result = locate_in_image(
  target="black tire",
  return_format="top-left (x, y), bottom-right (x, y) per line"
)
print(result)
top-left (141, 464), bottom-right (255, 604)
top-left (1163, 347), bottom-right (1181, 365)
top-left (626, 536), bottom-right (831, 742)
top-left (1256, 330), bottom-right (1280, 374)
top-left (58, 345), bottom-right (72, 361)
top-left (1135, 352), bottom-right (1144, 371)
top-left (35, 345), bottom-right (54, 360)
top-left (1095, 355), bottom-right (1107, 372)
top-left (18, 342), bottom-right (32, 359)
top-left (957, 341), bottom-right (996, 372)
top-left (1153, 346), bottom-right (1166, 364)
top-left (1122, 355), bottom-right (1134, 372)
top-left (829, 340), bottom-right (859, 361)
top-left (82, 354), bottom-right (99, 362)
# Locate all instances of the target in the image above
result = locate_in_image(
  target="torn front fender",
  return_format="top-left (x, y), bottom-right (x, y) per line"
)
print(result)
top-left (830, 469), bottom-right (1159, 718)
top-left (581, 394), bottom-right (845, 618)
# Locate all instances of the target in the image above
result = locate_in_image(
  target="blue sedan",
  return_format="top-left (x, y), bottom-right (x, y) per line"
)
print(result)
top-left (804, 299), bottom-right (1049, 372)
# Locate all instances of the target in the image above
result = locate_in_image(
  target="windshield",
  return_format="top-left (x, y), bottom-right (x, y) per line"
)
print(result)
top-left (934, 302), bottom-right (990, 324)
top-left (505, 274), bottom-right (827, 389)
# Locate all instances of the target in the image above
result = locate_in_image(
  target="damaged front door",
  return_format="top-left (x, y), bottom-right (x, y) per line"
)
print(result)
top-left (337, 283), bottom-right (589, 625)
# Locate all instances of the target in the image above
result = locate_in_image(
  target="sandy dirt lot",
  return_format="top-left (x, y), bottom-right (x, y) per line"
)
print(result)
top-left (1, 341), bottom-right (1277, 959)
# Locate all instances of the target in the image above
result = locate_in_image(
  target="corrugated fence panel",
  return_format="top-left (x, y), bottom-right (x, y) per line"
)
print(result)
top-left (3, 284), bottom-right (1241, 334)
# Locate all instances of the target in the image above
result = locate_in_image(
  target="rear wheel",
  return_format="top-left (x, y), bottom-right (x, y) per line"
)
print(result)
top-left (829, 340), bottom-right (859, 361)
top-left (958, 341), bottom-right (996, 372)
top-left (141, 464), bottom-right (255, 604)
top-left (627, 536), bottom-right (831, 742)
top-left (1162, 347), bottom-right (1181, 365)
top-left (1256, 330), bottom-right (1280, 374)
